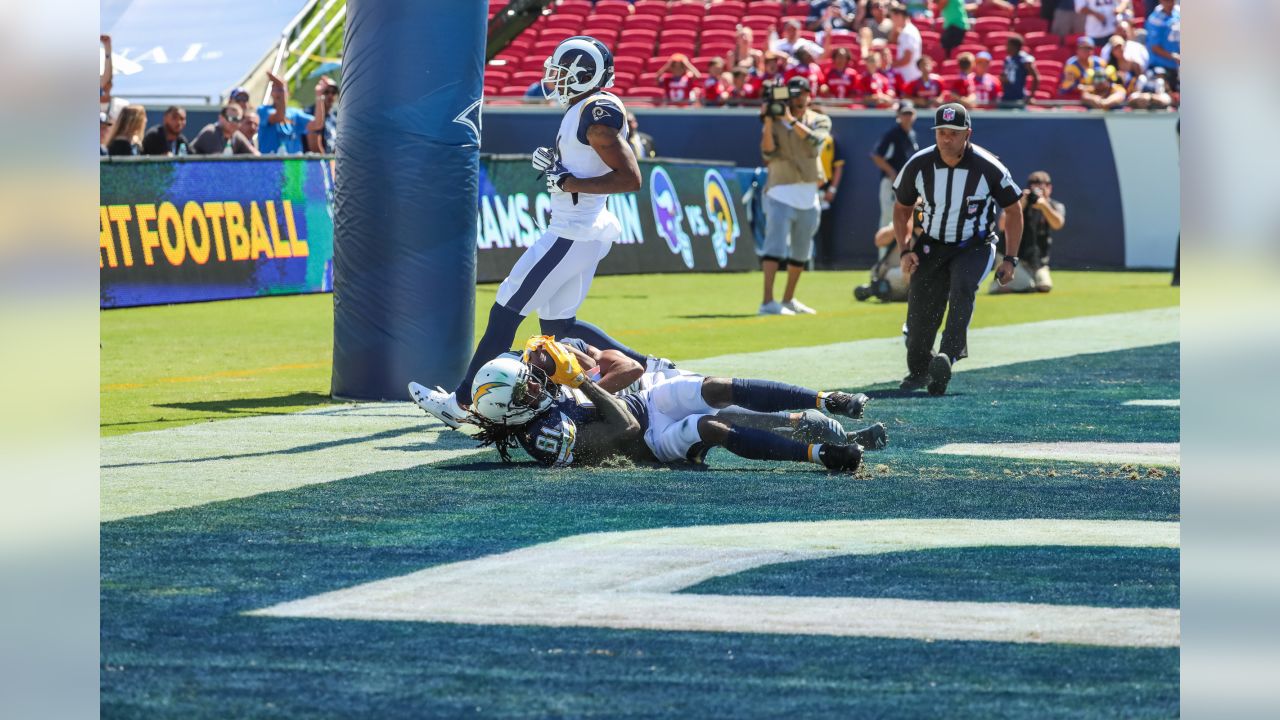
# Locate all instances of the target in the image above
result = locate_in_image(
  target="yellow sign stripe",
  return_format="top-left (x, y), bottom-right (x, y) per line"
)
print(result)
top-left (102, 361), bottom-right (327, 392)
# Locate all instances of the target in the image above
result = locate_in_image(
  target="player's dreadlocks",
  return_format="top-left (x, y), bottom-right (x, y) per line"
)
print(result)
top-left (471, 417), bottom-right (522, 463)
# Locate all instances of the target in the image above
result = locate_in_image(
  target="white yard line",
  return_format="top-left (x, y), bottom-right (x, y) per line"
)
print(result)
top-left (1124, 399), bottom-right (1180, 407)
top-left (251, 518), bottom-right (1180, 647)
top-left (102, 307), bottom-right (1179, 521)
top-left (929, 442), bottom-right (1180, 467)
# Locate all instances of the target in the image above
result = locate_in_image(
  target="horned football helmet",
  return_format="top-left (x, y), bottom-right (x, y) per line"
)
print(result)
top-left (542, 35), bottom-right (615, 106)
top-left (470, 354), bottom-right (553, 426)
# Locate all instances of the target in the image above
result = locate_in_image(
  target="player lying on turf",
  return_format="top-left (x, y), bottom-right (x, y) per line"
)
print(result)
top-left (410, 337), bottom-right (886, 473)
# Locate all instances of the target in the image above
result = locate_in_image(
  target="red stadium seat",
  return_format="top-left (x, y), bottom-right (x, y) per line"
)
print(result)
top-left (499, 85), bottom-right (531, 97)
top-left (1063, 33), bottom-right (1086, 47)
top-left (741, 14), bottom-right (776, 33)
top-left (923, 44), bottom-right (947, 63)
top-left (701, 29), bottom-right (739, 45)
top-left (616, 40), bottom-right (657, 57)
top-left (612, 70), bottom-right (637, 88)
top-left (512, 70), bottom-right (545, 85)
top-left (1033, 89), bottom-right (1052, 101)
top-left (646, 56), bottom-right (671, 73)
top-left (919, 30), bottom-right (941, 46)
top-left (940, 59), bottom-right (960, 74)
top-left (1036, 60), bottom-right (1064, 78)
top-left (703, 16), bottom-right (741, 32)
top-left (582, 27), bottom-right (621, 44)
top-left (665, 16), bottom-right (702, 33)
top-left (975, 2), bottom-right (1014, 18)
top-left (1014, 18), bottom-right (1050, 36)
top-left (660, 29), bottom-right (699, 46)
top-left (708, 0), bottom-right (748, 18)
top-left (955, 43), bottom-right (987, 57)
top-left (624, 86), bottom-right (667, 101)
top-left (1016, 3), bottom-right (1042, 19)
top-left (593, 0), bottom-right (634, 18)
top-left (973, 17), bottom-right (1011, 35)
top-left (544, 15), bottom-right (584, 32)
top-left (619, 28), bottom-right (658, 45)
top-left (668, 1), bottom-right (707, 18)
top-left (984, 31), bottom-right (1018, 47)
top-left (613, 56), bottom-right (646, 76)
top-left (701, 43), bottom-right (736, 58)
top-left (1024, 31), bottom-right (1052, 47)
top-left (747, 1), bottom-right (784, 18)
top-left (658, 43), bottom-right (697, 58)
top-left (632, 0), bottom-right (667, 17)
top-left (624, 14), bottom-right (663, 32)
top-left (484, 84), bottom-right (499, 97)
top-left (555, 0), bottom-right (592, 18)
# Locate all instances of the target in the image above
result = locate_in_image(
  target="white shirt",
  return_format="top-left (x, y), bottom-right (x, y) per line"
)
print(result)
top-left (1075, 0), bottom-right (1118, 39)
top-left (771, 37), bottom-right (824, 59)
top-left (550, 91), bottom-right (628, 240)
top-left (894, 22), bottom-right (922, 84)
top-left (768, 182), bottom-right (820, 210)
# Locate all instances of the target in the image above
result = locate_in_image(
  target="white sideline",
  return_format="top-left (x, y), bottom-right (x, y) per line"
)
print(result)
top-left (102, 307), bottom-right (1179, 521)
top-left (929, 442), bottom-right (1180, 467)
top-left (1124, 399), bottom-right (1180, 407)
top-left (251, 518), bottom-right (1181, 647)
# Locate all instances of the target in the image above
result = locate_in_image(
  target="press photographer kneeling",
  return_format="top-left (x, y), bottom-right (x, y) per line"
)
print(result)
top-left (991, 170), bottom-right (1066, 294)
top-left (757, 76), bottom-right (832, 315)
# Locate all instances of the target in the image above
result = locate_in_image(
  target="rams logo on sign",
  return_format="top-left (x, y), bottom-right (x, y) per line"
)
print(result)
top-left (703, 169), bottom-right (740, 269)
top-left (942, 107), bottom-right (956, 122)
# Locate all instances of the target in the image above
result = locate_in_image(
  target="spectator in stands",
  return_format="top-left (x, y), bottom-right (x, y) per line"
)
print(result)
top-left (870, 100), bottom-right (919, 230)
top-left (772, 19), bottom-right (823, 59)
top-left (970, 51), bottom-right (1003, 107)
top-left (105, 105), bottom-right (147, 157)
top-left (698, 58), bottom-right (732, 107)
top-left (141, 107), bottom-right (190, 156)
top-left (901, 0), bottom-right (933, 21)
top-left (998, 35), bottom-right (1040, 108)
top-left (936, 0), bottom-right (974, 58)
top-left (991, 170), bottom-right (1065, 294)
top-left (1059, 37), bottom-right (1106, 97)
top-left (1076, 0), bottom-right (1120, 48)
top-left (99, 112), bottom-right (112, 155)
top-left (524, 78), bottom-right (556, 104)
top-left (888, 5), bottom-right (923, 88)
top-left (99, 35), bottom-right (129, 125)
top-left (191, 105), bottom-right (258, 156)
top-left (658, 54), bottom-right (701, 105)
top-left (858, 1), bottom-right (894, 44)
top-left (820, 47), bottom-right (860, 100)
top-left (304, 76), bottom-right (339, 153)
top-left (239, 112), bottom-right (260, 150)
top-left (1079, 67), bottom-right (1127, 109)
top-left (1145, 0), bottom-right (1180, 92)
top-left (947, 52), bottom-right (979, 107)
top-left (727, 27), bottom-right (765, 76)
top-left (761, 51), bottom-right (788, 85)
top-left (757, 76), bottom-right (831, 316)
top-left (257, 71), bottom-right (325, 154)
top-left (859, 52), bottom-right (897, 107)
top-left (808, 0), bottom-right (857, 32)
top-left (785, 48), bottom-right (824, 94)
top-left (1126, 66), bottom-right (1173, 110)
top-left (1050, 0), bottom-right (1083, 39)
top-left (903, 55), bottom-right (945, 107)
top-left (627, 113), bottom-right (657, 159)
top-left (229, 87), bottom-right (252, 114)
top-left (1101, 35), bottom-right (1127, 73)
top-left (727, 64), bottom-right (764, 105)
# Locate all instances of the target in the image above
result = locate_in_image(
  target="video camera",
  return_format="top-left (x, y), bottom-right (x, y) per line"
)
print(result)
top-left (761, 81), bottom-right (792, 118)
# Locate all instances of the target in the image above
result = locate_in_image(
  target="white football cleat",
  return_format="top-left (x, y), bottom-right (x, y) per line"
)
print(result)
top-left (758, 300), bottom-right (795, 316)
top-left (782, 298), bottom-right (817, 314)
top-left (407, 382), bottom-right (471, 430)
top-left (645, 356), bottom-right (677, 374)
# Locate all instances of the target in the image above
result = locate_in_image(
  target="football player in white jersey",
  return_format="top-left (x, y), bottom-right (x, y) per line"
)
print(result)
top-left (414, 36), bottom-right (664, 430)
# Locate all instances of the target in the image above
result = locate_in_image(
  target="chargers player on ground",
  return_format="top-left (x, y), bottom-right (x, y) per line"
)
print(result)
top-left (460, 337), bottom-right (884, 473)
top-left (413, 36), bottom-right (664, 429)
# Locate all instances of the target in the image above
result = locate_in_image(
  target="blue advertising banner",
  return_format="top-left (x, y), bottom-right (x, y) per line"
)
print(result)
top-left (99, 157), bottom-right (336, 308)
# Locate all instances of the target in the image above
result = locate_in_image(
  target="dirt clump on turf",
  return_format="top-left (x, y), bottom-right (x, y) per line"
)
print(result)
top-left (598, 454), bottom-right (636, 470)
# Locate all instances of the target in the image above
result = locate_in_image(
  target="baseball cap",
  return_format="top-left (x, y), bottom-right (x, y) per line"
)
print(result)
top-left (932, 103), bottom-right (971, 131)
top-left (230, 86), bottom-right (250, 101)
top-left (784, 19), bottom-right (802, 29)
top-left (1077, 36), bottom-right (1096, 48)
top-left (896, 100), bottom-right (916, 115)
top-left (786, 76), bottom-right (811, 94)
top-left (975, 51), bottom-right (992, 61)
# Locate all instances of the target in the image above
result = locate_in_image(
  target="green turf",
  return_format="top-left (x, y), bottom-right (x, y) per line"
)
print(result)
top-left (100, 270), bottom-right (1177, 436)
top-left (101, 345), bottom-right (1180, 718)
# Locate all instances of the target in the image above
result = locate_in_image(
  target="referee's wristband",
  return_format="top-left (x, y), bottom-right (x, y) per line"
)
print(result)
top-left (1002, 255), bottom-right (1019, 267)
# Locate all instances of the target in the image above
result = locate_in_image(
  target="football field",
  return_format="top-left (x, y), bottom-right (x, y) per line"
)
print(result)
top-left (101, 271), bottom-right (1180, 717)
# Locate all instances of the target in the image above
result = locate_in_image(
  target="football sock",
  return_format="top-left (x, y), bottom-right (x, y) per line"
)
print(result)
top-left (454, 302), bottom-right (525, 405)
top-left (715, 409), bottom-right (794, 432)
top-left (721, 425), bottom-right (815, 464)
top-left (729, 378), bottom-right (821, 412)
top-left (541, 317), bottom-right (648, 364)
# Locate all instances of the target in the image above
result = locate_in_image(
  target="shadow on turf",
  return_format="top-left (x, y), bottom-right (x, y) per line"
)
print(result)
top-left (101, 426), bottom-right (426, 469)
top-left (864, 389), bottom-right (968, 400)
top-left (155, 392), bottom-right (335, 416)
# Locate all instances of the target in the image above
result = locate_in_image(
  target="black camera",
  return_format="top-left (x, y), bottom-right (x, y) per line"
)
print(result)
top-left (762, 82), bottom-right (791, 118)
top-left (1024, 188), bottom-right (1042, 207)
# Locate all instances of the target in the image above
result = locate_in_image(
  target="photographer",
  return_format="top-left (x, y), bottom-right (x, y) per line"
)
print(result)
top-left (758, 76), bottom-right (832, 316)
top-left (855, 202), bottom-right (924, 303)
top-left (991, 170), bottom-right (1066, 294)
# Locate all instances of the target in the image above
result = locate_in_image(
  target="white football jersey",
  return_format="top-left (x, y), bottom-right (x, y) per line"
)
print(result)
top-left (548, 91), bottom-right (629, 241)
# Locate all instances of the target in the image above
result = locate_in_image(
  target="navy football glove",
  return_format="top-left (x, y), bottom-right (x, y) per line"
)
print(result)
top-left (532, 146), bottom-right (571, 193)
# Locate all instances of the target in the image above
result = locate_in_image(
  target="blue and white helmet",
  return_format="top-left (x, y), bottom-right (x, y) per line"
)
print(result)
top-left (542, 35), bottom-right (615, 106)
top-left (471, 355), bottom-right (553, 426)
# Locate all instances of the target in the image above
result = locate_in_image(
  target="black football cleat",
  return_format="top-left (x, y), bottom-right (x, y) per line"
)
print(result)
top-left (849, 422), bottom-right (888, 450)
top-left (899, 373), bottom-right (929, 391)
top-left (818, 442), bottom-right (863, 473)
top-left (790, 409), bottom-right (847, 443)
top-left (823, 391), bottom-right (869, 419)
top-left (927, 354), bottom-right (952, 396)
top-left (853, 284), bottom-right (874, 301)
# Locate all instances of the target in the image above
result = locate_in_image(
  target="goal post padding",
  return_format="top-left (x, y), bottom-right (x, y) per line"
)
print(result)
top-left (331, 0), bottom-right (485, 400)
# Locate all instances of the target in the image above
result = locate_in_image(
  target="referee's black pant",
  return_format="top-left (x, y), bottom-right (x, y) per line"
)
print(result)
top-left (905, 237), bottom-right (997, 378)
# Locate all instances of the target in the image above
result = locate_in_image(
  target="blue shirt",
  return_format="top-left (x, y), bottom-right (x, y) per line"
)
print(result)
top-left (256, 105), bottom-right (314, 155)
top-left (874, 124), bottom-right (919, 174)
top-left (1145, 5), bottom-right (1180, 70)
top-left (1001, 51), bottom-right (1036, 101)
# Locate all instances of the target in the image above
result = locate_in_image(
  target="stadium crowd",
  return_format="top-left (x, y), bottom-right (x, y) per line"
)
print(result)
top-left (490, 0), bottom-right (1179, 111)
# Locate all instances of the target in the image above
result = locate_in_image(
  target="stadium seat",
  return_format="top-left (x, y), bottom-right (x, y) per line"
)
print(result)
top-left (625, 86), bottom-right (666, 101)
top-left (500, 84), bottom-right (531, 96)
top-left (660, 29), bottom-right (699, 46)
top-left (701, 43), bottom-right (735, 57)
top-left (703, 16), bottom-right (741, 32)
top-left (544, 15), bottom-right (583, 32)
top-left (708, 0), bottom-right (748, 17)
top-left (632, 0), bottom-right (667, 17)
top-left (645, 56), bottom-right (672, 73)
top-left (617, 41), bottom-right (657, 57)
top-left (701, 29), bottom-right (739, 45)
top-left (1015, 2), bottom-right (1043, 19)
top-left (940, 59), bottom-right (960, 74)
top-left (747, 1), bottom-right (784, 18)
top-left (668, 1), bottom-right (707, 18)
top-left (919, 30), bottom-right (941, 46)
top-left (1014, 17), bottom-right (1050, 36)
top-left (658, 43), bottom-right (698, 58)
top-left (582, 27), bottom-right (620, 44)
top-left (740, 15), bottom-right (776, 34)
top-left (955, 42), bottom-right (987, 57)
top-left (665, 16), bottom-right (702, 33)
top-left (1036, 59), bottom-right (1064, 78)
top-left (1024, 31), bottom-right (1052, 46)
top-left (512, 70), bottom-right (545, 85)
top-left (593, 0), bottom-right (633, 18)
top-left (555, 0), bottom-right (592, 18)
top-left (974, 2), bottom-right (1014, 18)
top-left (984, 31), bottom-right (1018, 47)
top-left (624, 14), bottom-right (663, 32)
top-left (1063, 33), bottom-right (1086, 48)
top-left (618, 28), bottom-right (658, 45)
top-left (923, 44), bottom-right (947, 63)
top-left (973, 17), bottom-right (1011, 35)
top-left (613, 55), bottom-right (646, 75)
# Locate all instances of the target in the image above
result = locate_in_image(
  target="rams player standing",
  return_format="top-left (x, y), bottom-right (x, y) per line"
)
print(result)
top-left (413, 36), bottom-right (659, 429)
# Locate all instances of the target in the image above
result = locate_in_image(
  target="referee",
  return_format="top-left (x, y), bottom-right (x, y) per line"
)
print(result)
top-left (893, 103), bottom-right (1023, 396)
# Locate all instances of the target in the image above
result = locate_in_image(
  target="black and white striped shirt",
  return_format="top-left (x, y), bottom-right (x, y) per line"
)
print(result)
top-left (892, 143), bottom-right (1021, 245)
